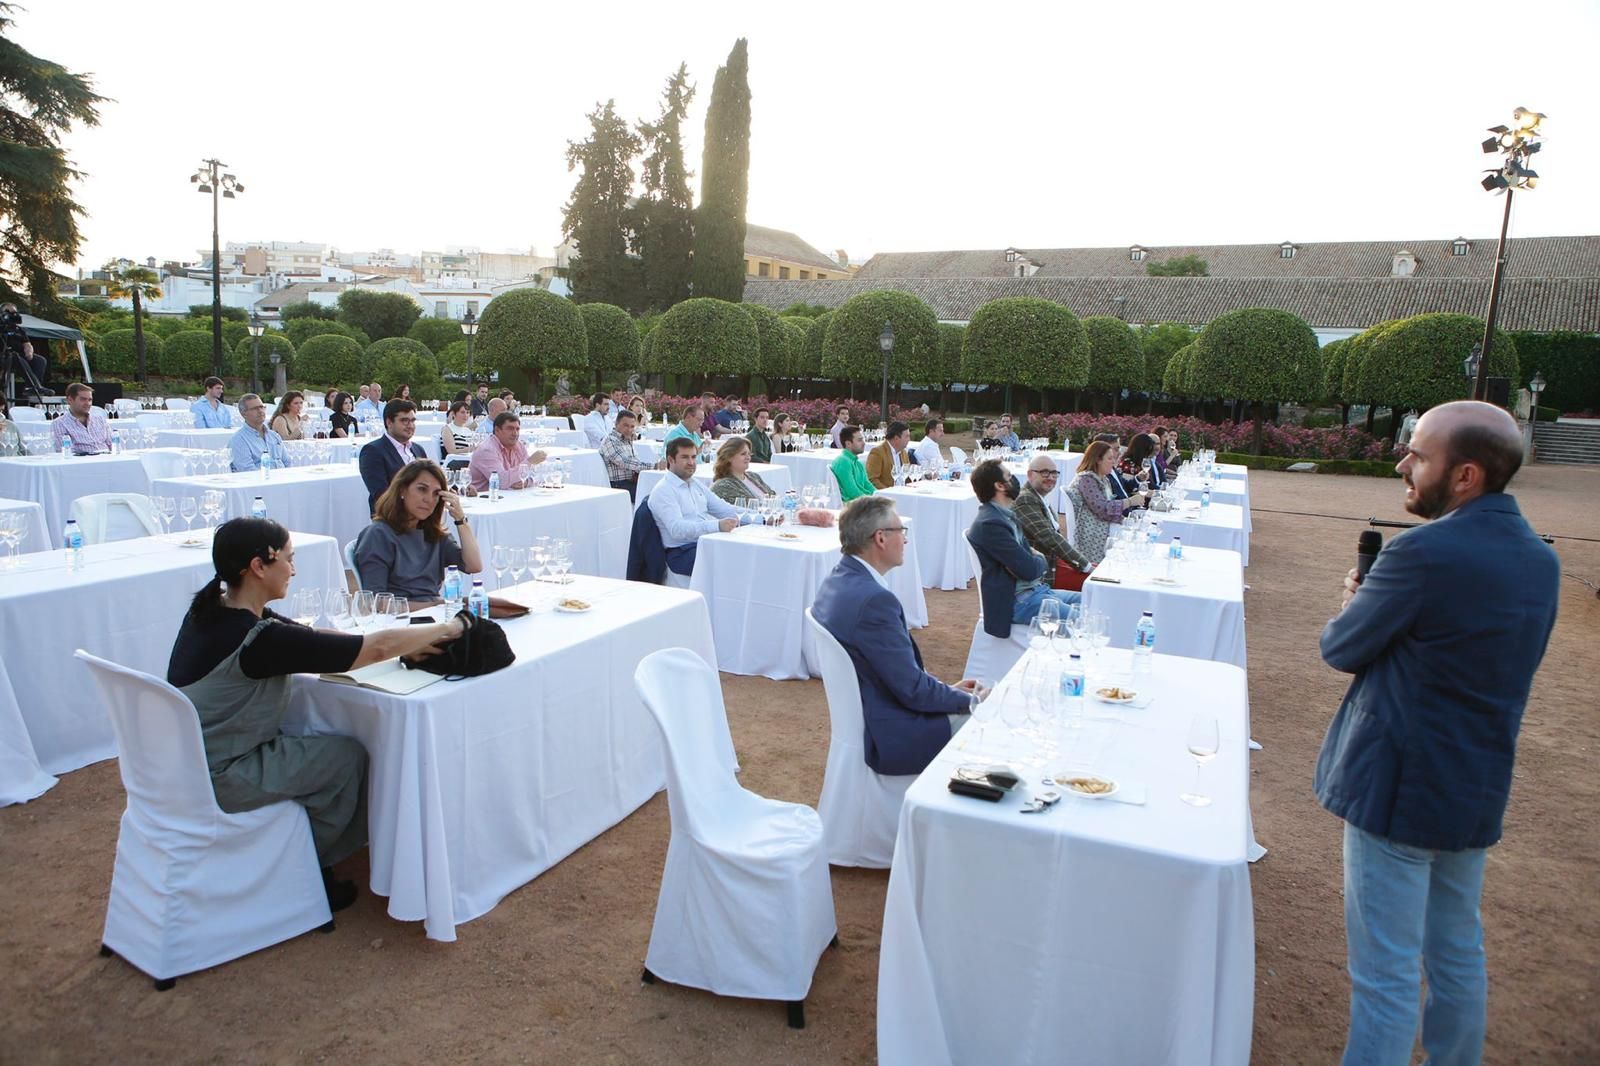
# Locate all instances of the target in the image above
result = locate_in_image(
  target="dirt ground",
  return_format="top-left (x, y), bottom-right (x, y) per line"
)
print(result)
top-left (2, 463), bottom-right (1597, 1065)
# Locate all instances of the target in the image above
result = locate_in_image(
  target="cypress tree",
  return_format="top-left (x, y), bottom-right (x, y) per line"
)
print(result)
top-left (561, 100), bottom-right (644, 310)
top-left (691, 39), bottom-right (750, 302)
top-left (636, 64), bottom-right (696, 312)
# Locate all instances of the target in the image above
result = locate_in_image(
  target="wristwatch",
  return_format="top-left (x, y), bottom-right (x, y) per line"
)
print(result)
top-left (454, 516), bottom-right (469, 527)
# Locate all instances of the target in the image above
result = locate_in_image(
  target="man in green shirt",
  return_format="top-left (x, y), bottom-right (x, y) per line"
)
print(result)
top-left (747, 406), bottom-right (774, 463)
top-left (832, 425), bottom-right (876, 502)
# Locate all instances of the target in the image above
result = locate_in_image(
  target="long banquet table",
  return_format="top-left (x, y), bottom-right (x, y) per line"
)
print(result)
top-left (283, 576), bottom-right (723, 941)
top-left (1082, 545), bottom-right (1247, 668)
top-left (878, 647), bottom-right (1254, 1065)
top-left (1152, 500), bottom-right (1250, 565)
top-left (0, 532), bottom-right (341, 803)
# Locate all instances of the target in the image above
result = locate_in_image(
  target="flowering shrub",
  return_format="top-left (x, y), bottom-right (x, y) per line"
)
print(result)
top-left (1023, 412), bottom-right (1400, 461)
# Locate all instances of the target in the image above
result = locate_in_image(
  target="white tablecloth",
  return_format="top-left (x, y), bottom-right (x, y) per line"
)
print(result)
top-left (537, 447), bottom-right (607, 488)
top-left (0, 533), bottom-right (341, 797)
top-left (155, 427), bottom-right (236, 451)
top-left (524, 429), bottom-right (588, 451)
top-left (879, 482), bottom-right (979, 590)
top-left (283, 577), bottom-right (721, 941)
top-left (1153, 501), bottom-right (1249, 565)
top-left (689, 520), bottom-right (928, 680)
top-left (0, 454), bottom-right (156, 534)
top-left (1081, 546), bottom-right (1247, 669)
top-left (456, 484), bottom-right (631, 580)
top-left (150, 466), bottom-right (371, 553)
top-left (0, 496), bottom-right (49, 555)
top-left (770, 448), bottom-right (862, 507)
top-left (635, 462), bottom-right (793, 508)
top-left (879, 649), bottom-right (1254, 1065)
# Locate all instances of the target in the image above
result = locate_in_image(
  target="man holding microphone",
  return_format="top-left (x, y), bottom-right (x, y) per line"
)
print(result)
top-left (1316, 400), bottom-right (1559, 1065)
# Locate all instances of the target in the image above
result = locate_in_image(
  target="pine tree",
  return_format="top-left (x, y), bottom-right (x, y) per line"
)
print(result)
top-left (0, 5), bottom-right (105, 320)
top-left (691, 39), bottom-right (750, 302)
top-left (561, 100), bottom-right (644, 310)
top-left (635, 64), bottom-right (696, 313)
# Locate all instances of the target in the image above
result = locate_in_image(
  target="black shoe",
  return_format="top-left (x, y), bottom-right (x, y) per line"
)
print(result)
top-left (321, 868), bottom-right (359, 912)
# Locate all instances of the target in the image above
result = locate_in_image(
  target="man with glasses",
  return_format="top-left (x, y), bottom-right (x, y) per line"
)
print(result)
top-left (192, 376), bottom-right (234, 429)
top-left (813, 496), bottom-right (980, 775)
top-left (968, 458), bottom-right (1080, 638)
top-left (358, 399), bottom-right (426, 509)
top-left (1014, 455), bottom-right (1093, 582)
top-left (229, 392), bottom-right (292, 473)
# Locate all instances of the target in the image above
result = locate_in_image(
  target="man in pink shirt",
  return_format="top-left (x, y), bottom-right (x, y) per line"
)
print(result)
top-left (468, 411), bottom-right (548, 493)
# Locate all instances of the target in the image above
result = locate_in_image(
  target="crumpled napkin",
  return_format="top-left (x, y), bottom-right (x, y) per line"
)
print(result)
top-left (797, 508), bottom-right (835, 527)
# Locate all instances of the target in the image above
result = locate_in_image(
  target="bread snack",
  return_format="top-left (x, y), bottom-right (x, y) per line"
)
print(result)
top-left (1056, 775), bottom-right (1116, 795)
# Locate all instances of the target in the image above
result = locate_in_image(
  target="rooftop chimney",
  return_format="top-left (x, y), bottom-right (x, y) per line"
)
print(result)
top-left (835, 249), bottom-right (849, 268)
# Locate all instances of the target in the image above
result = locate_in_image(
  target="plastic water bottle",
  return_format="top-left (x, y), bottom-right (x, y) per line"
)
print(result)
top-left (1200, 486), bottom-right (1211, 513)
top-left (63, 519), bottom-right (84, 570)
top-left (1165, 537), bottom-right (1182, 579)
top-left (782, 491), bottom-right (799, 525)
top-left (261, 449), bottom-right (275, 480)
top-left (442, 565), bottom-right (463, 614)
top-left (250, 495), bottom-right (267, 519)
top-left (466, 578), bottom-right (489, 619)
top-left (110, 428), bottom-right (122, 454)
top-left (488, 472), bottom-right (500, 503)
top-left (1133, 611), bottom-right (1157, 672)
top-left (59, 436), bottom-right (72, 458)
top-left (1059, 652), bottom-right (1086, 724)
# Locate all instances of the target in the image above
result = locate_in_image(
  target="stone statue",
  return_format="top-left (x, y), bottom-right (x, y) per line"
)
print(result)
top-left (554, 374), bottom-right (572, 397)
top-left (625, 371), bottom-right (642, 394)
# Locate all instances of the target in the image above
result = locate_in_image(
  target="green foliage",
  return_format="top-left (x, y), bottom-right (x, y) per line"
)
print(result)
top-left (336, 289), bottom-right (421, 341)
top-left (230, 332), bottom-right (295, 378)
top-left (635, 64), bottom-right (697, 311)
top-left (68, 297), bottom-right (113, 314)
top-left (741, 303), bottom-right (787, 378)
top-left (364, 337), bottom-right (441, 396)
top-left (146, 316), bottom-right (194, 339)
top-left (280, 300), bottom-right (337, 322)
top-left (797, 312), bottom-right (832, 377)
top-left (1081, 316), bottom-right (1145, 393)
top-left (1215, 452), bottom-right (1401, 478)
top-left (1319, 338), bottom-right (1350, 403)
top-left (221, 320), bottom-right (249, 354)
top-left (935, 322), bottom-right (966, 384)
top-left (1535, 405), bottom-right (1560, 422)
top-left (1138, 321), bottom-right (1197, 392)
top-left (159, 330), bottom-right (216, 377)
top-left (780, 302), bottom-right (830, 318)
top-left (1145, 255), bottom-right (1208, 277)
top-left (285, 317), bottom-right (369, 350)
top-left (187, 303), bottom-right (249, 322)
top-left (475, 288), bottom-right (588, 374)
top-left (692, 39), bottom-right (751, 302)
top-left (438, 340), bottom-right (468, 376)
top-left (1507, 331), bottom-right (1600, 412)
top-left (1343, 320), bottom-right (1401, 403)
top-left (562, 99), bottom-right (645, 310)
top-left (654, 297), bottom-right (759, 376)
top-left (822, 290), bottom-right (941, 385)
top-left (1191, 308), bottom-right (1320, 402)
top-left (94, 328), bottom-right (162, 377)
top-left (1363, 313), bottom-right (1518, 411)
top-left (639, 325), bottom-right (660, 373)
top-left (578, 302), bottom-right (640, 371)
top-left (963, 297), bottom-right (1089, 392)
top-left (1162, 343), bottom-right (1194, 394)
top-left (295, 334), bottom-right (366, 387)
top-left (407, 316), bottom-right (466, 355)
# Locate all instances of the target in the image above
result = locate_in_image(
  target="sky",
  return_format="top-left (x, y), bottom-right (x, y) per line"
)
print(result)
top-left (15, 0), bottom-right (1600, 272)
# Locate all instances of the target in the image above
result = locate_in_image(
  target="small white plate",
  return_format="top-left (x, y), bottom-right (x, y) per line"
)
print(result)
top-left (554, 602), bottom-right (592, 614)
top-left (176, 538), bottom-right (208, 549)
top-left (1054, 774), bottom-right (1119, 799)
top-left (1093, 687), bottom-right (1138, 705)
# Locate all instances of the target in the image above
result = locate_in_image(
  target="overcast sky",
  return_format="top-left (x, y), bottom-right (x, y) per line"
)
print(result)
top-left (17, 0), bottom-right (1600, 272)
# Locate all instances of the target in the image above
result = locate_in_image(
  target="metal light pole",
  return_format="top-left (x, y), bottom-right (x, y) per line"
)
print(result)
top-left (1474, 107), bottom-right (1545, 401)
top-left (246, 312), bottom-right (265, 395)
top-left (190, 160), bottom-right (244, 380)
top-left (460, 307), bottom-right (479, 391)
top-left (878, 320), bottom-right (895, 426)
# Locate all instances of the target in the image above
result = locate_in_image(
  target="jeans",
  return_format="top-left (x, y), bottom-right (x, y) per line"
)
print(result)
top-left (1010, 583), bottom-right (1080, 624)
top-left (1342, 822), bottom-right (1488, 1066)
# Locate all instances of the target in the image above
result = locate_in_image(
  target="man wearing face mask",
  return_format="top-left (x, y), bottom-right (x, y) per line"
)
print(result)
top-left (966, 459), bottom-right (1079, 637)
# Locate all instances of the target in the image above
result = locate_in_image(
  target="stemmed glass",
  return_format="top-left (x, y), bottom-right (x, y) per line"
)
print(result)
top-left (373, 592), bottom-right (394, 625)
top-left (549, 541), bottom-right (572, 583)
top-left (387, 596), bottom-right (410, 628)
top-left (961, 678), bottom-right (996, 753)
top-left (0, 511), bottom-right (22, 567)
top-left (509, 546), bottom-right (528, 587)
top-left (1037, 598), bottom-right (1061, 642)
top-left (530, 536), bottom-right (551, 580)
top-left (325, 589), bottom-right (353, 631)
top-left (351, 590), bottom-right (376, 631)
top-left (491, 545), bottom-right (511, 590)
top-left (155, 495), bottom-right (176, 537)
top-left (179, 497), bottom-right (198, 534)
top-left (291, 589), bottom-right (321, 627)
top-left (1181, 714), bottom-right (1220, 807)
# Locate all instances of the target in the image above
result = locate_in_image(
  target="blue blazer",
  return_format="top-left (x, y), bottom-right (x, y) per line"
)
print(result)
top-left (1315, 493), bottom-right (1560, 851)
top-left (812, 556), bottom-right (971, 776)
top-left (358, 437), bottom-right (427, 511)
top-left (967, 502), bottom-right (1047, 638)
top-left (625, 500), bottom-right (667, 584)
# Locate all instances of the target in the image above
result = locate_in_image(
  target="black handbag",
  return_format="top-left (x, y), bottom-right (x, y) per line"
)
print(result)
top-left (406, 609), bottom-right (516, 679)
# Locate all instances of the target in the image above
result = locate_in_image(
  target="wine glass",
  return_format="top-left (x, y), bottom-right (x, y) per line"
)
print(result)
top-left (1037, 598), bottom-right (1061, 641)
top-left (531, 536), bottom-right (551, 580)
top-left (292, 589), bottom-right (320, 627)
top-left (373, 592), bottom-right (394, 626)
top-left (0, 511), bottom-right (21, 567)
top-left (550, 542), bottom-right (572, 583)
top-left (1182, 714), bottom-right (1220, 807)
top-left (325, 589), bottom-right (353, 631)
top-left (491, 544), bottom-right (511, 590)
top-left (351, 590), bottom-right (376, 632)
top-left (154, 495), bottom-right (176, 537)
top-left (388, 596), bottom-right (410, 628)
top-left (962, 678), bottom-right (996, 753)
top-left (509, 546), bottom-right (528, 587)
top-left (179, 497), bottom-right (198, 534)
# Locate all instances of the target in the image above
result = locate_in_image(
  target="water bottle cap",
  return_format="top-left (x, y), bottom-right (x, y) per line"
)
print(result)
top-left (1069, 653), bottom-right (1081, 661)
top-left (1141, 610), bottom-right (1153, 617)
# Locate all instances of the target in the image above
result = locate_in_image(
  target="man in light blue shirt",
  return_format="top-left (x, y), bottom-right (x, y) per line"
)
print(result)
top-left (191, 376), bottom-right (234, 428)
top-left (353, 382), bottom-right (382, 424)
top-left (997, 414), bottom-right (1022, 451)
top-left (647, 436), bottom-right (762, 586)
top-left (229, 392), bottom-right (291, 472)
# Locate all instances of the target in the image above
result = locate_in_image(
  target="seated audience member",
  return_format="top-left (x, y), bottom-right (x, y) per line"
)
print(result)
top-left (812, 496), bottom-right (979, 775)
top-left (647, 436), bottom-right (763, 585)
top-left (714, 396), bottom-right (744, 432)
top-left (866, 420), bottom-right (919, 489)
top-left (978, 419), bottom-right (1004, 451)
top-left (1162, 427), bottom-right (1183, 468)
top-left (51, 382), bottom-right (112, 455)
top-left (606, 388), bottom-right (626, 429)
top-left (698, 392), bottom-right (723, 439)
top-left (627, 394), bottom-right (650, 423)
top-left (913, 418), bottom-right (946, 467)
top-left (967, 459), bottom-right (1080, 636)
top-left (358, 400), bottom-right (425, 510)
top-left (1015, 454), bottom-right (1093, 576)
top-left (393, 383), bottom-right (412, 403)
top-left (1149, 425), bottom-right (1171, 479)
top-left (468, 411), bottom-right (547, 493)
top-left (497, 388), bottom-right (518, 411)
top-left (1092, 432), bottom-right (1141, 500)
top-left (663, 403), bottom-right (705, 448)
top-left (601, 409), bottom-right (648, 499)
top-left (1121, 431), bottom-right (1163, 488)
top-left (322, 387), bottom-right (340, 412)
top-left (353, 383), bottom-right (382, 424)
top-left (269, 391), bottom-right (306, 441)
top-left (746, 407), bottom-right (774, 463)
top-left (167, 516), bottom-right (463, 911)
top-left (229, 393), bottom-right (292, 473)
top-left (353, 460), bottom-right (481, 602)
top-left (832, 425), bottom-right (876, 502)
top-left (1066, 441), bottom-right (1150, 564)
top-left (191, 376), bottom-right (234, 429)
top-left (828, 404), bottom-right (852, 449)
top-left (441, 400), bottom-right (476, 461)
top-left (582, 393), bottom-right (612, 448)
top-left (771, 412), bottom-right (798, 452)
top-left (711, 436), bottom-right (777, 505)
top-left (329, 392), bottom-right (358, 438)
top-left (469, 383), bottom-right (490, 419)
top-left (476, 395), bottom-right (507, 432)
top-left (997, 415), bottom-right (1022, 451)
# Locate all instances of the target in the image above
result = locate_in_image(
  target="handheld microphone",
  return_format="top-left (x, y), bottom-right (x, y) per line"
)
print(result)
top-left (1357, 530), bottom-right (1382, 581)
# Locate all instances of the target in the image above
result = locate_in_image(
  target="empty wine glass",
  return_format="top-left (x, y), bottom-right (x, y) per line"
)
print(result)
top-left (154, 495), bottom-right (176, 536)
top-left (491, 544), bottom-right (510, 590)
top-left (531, 536), bottom-right (551, 580)
top-left (549, 542), bottom-right (572, 583)
top-left (509, 546), bottom-right (528, 587)
top-left (373, 592), bottom-right (394, 625)
top-left (962, 677), bottom-right (997, 753)
top-left (325, 588), bottom-right (353, 631)
top-left (1037, 598), bottom-right (1061, 641)
top-left (1182, 714), bottom-right (1220, 807)
top-left (179, 497), bottom-right (198, 533)
top-left (387, 596), bottom-right (410, 628)
top-left (292, 588), bottom-right (320, 627)
top-left (0, 510), bottom-right (21, 567)
top-left (351, 590), bottom-right (376, 631)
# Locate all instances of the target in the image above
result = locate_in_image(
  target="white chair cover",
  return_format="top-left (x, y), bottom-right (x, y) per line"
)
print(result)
top-left (74, 650), bottom-right (330, 983)
top-left (948, 445), bottom-right (966, 465)
top-left (961, 538), bottom-right (1030, 682)
top-left (569, 415), bottom-right (584, 431)
top-left (663, 568), bottom-right (692, 590)
top-left (805, 610), bottom-right (912, 868)
top-left (1061, 498), bottom-right (1078, 546)
top-left (344, 540), bottom-right (362, 590)
top-left (633, 648), bottom-right (836, 1002)
top-left (9, 406), bottom-right (43, 422)
top-left (164, 397), bottom-right (188, 410)
top-left (69, 492), bottom-right (162, 544)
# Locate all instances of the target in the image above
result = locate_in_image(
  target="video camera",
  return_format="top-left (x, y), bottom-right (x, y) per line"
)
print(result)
top-left (0, 308), bottom-right (24, 352)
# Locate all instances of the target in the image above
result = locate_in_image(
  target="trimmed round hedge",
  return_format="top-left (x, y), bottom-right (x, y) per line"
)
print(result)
top-left (1191, 308), bottom-right (1320, 403)
top-left (741, 303), bottom-right (787, 379)
top-left (95, 329), bottom-right (163, 378)
top-left (287, 317), bottom-right (369, 351)
top-left (159, 330), bottom-right (218, 378)
top-left (578, 302), bottom-right (640, 372)
top-left (1162, 343), bottom-right (1194, 394)
top-left (230, 332), bottom-right (295, 378)
top-left (822, 290), bottom-right (940, 385)
top-left (295, 334), bottom-right (366, 388)
top-left (798, 312), bottom-right (832, 377)
top-left (964, 298), bottom-right (1089, 391)
top-left (1081, 315), bottom-right (1144, 393)
top-left (1362, 313), bottom-right (1518, 411)
top-left (477, 289), bottom-right (587, 373)
top-left (1319, 338), bottom-right (1350, 403)
top-left (407, 316), bottom-right (466, 356)
top-left (364, 337), bottom-right (442, 396)
top-left (1138, 322), bottom-right (1197, 393)
top-left (653, 297), bottom-right (759, 376)
top-left (1342, 320), bottom-right (1401, 403)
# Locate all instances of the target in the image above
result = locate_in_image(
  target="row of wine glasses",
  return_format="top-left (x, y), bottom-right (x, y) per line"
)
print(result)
top-left (180, 450), bottom-right (232, 479)
top-left (318, 589), bottom-right (411, 631)
top-left (488, 537), bottom-right (573, 589)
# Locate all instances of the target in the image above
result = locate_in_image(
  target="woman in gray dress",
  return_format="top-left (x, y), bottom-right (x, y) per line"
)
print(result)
top-left (709, 436), bottom-right (776, 506)
top-left (167, 517), bottom-right (463, 910)
top-left (353, 460), bottom-right (482, 603)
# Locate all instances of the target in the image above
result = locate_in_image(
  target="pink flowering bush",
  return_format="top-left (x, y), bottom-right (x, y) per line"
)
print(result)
top-left (1024, 412), bottom-right (1399, 461)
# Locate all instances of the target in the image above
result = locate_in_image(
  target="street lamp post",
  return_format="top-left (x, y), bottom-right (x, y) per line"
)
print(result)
top-left (1529, 370), bottom-right (1546, 414)
top-left (246, 312), bottom-right (265, 395)
top-left (1474, 107), bottom-right (1545, 401)
top-left (1463, 343), bottom-right (1482, 387)
top-left (460, 307), bottom-right (479, 391)
top-left (878, 320), bottom-right (895, 426)
top-left (190, 159), bottom-right (244, 381)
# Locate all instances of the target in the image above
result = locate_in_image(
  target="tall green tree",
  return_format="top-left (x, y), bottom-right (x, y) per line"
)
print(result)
top-left (1190, 307), bottom-right (1320, 453)
top-left (635, 64), bottom-right (695, 312)
top-left (1082, 316), bottom-right (1145, 413)
top-left (691, 39), bottom-right (750, 302)
top-left (562, 99), bottom-right (643, 310)
top-left (962, 297), bottom-right (1088, 416)
top-left (103, 263), bottom-right (161, 381)
top-left (0, 6), bottom-right (105, 321)
top-left (336, 289), bottom-right (419, 341)
top-left (1145, 255), bottom-right (1209, 277)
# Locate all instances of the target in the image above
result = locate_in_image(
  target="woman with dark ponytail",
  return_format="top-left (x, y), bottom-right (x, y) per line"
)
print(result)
top-left (167, 517), bottom-right (463, 911)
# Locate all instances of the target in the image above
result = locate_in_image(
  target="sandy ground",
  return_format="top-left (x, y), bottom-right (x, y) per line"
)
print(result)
top-left (2, 463), bottom-right (1598, 1065)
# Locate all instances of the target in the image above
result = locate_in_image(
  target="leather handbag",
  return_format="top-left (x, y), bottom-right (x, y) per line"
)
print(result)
top-left (406, 609), bottom-right (516, 679)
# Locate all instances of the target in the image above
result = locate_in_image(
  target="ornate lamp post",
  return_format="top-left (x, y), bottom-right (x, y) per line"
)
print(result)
top-left (1529, 370), bottom-right (1546, 416)
top-left (189, 159), bottom-right (244, 380)
top-left (460, 307), bottom-right (479, 391)
top-left (1463, 342), bottom-right (1482, 386)
top-left (1474, 107), bottom-right (1545, 401)
top-left (878, 320), bottom-right (895, 426)
top-left (246, 311), bottom-right (265, 395)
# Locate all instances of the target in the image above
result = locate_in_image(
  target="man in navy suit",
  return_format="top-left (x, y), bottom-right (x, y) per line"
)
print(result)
top-left (358, 399), bottom-right (427, 511)
top-left (967, 460), bottom-right (1079, 637)
top-left (812, 497), bottom-right (978, 776)
top-left (1316, 401), bottom-right (1559, 1066)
